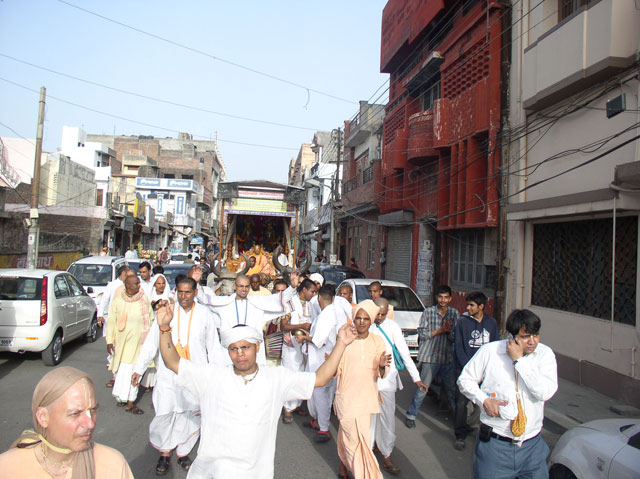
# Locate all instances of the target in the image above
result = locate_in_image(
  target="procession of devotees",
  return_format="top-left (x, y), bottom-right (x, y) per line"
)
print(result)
top-left (0, 259), bottom-right (557, 479)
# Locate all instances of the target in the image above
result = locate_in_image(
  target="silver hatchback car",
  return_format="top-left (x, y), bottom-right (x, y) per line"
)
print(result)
top-left (0, 269), bottom-right (98, 365)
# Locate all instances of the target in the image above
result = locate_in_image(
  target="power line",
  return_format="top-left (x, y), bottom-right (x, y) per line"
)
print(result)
top-left (56, 0), bottom-right (357, 105)
top-left (0, 76), bottom-right (300, 151)
top-left (0, 53), bottom-right (319, 132)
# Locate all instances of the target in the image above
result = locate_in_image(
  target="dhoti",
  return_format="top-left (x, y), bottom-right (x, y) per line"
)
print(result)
top-left (337, 414), bottom-right (382, 479)
top-left (307, 378), bottom-right (336, 432)
top-left (112, 362), bottom-right (138, 402)
top-left (150, 411), bottom-right (200, 457)
top-left (370, 390), bottom-right (396, 458)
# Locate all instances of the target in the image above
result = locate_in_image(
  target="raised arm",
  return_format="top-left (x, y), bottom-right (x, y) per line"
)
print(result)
top-left (156, 300), bottom-right (181, 374)
top-left (314, 323), bottom-right (356, 387)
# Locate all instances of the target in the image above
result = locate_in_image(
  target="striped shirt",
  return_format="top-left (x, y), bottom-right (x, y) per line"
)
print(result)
top-left (416, 305), bottom-right (459, 364)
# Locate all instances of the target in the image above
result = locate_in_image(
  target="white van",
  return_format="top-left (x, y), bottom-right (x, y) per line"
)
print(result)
top-left (67, 255), bottom-right (127, 303)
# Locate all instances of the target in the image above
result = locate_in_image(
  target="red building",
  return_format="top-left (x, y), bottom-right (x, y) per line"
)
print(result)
top-left (378, 0), bottom-right (504, 314)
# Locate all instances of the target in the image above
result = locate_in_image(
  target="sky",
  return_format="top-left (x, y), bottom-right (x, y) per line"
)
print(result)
top-left (0, 0), bottom-right (389, 184)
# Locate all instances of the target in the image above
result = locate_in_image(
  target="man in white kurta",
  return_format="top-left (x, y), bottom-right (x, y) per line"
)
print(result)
top-left (205, 275), bottom-right (294, 365)
top-left (280, 279), bottom-right (316, 420)
top-left (132, 277), bottom-right (222, 474)
top-left (298, 286), bottom-right (339, 442)
top-left (154, 307), bottom-right (359, 479)
top-left (370, 297), bottom-right (426, 474)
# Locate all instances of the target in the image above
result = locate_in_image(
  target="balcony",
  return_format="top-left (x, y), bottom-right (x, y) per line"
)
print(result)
top-left (523, 0), bottom-right (640, 111)
top-left (407, 111), bottom-right (438, 165)
top-left (383, 129), bottom-right (408, 172)
top-left (345, 102), bottom-right (385, 148)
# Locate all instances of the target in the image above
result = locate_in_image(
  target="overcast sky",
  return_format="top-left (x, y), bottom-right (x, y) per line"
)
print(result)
top-left (0, 0), bottom-right (389, 183)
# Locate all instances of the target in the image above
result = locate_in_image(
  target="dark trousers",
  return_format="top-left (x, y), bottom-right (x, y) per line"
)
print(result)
top-left (454, 370), bottom-right (470, 439)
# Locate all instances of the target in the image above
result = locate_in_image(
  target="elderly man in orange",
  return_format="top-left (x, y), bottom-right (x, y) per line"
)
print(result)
top-left (0, 367), bottom-right (133, 478)
top-left (334, 299), bottom-right (391, 479)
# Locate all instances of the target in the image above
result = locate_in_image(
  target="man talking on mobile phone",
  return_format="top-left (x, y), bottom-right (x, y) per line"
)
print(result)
top-left (457, 309), bottom-right (558, 479)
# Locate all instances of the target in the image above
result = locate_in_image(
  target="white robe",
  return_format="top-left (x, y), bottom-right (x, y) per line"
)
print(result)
top-left (134, 303), bottom-right (223, 454)
top-left (177, 359), bottom-right (315, 479)
top-left (305, 303), bottom-right (338, 432)
top-left (282, 296), bottom-right (306, 412)
top-left (370, 318), bottom-right (421, 457)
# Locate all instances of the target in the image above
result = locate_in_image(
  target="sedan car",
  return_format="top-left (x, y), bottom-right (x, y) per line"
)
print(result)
top-left (549, 418), bottom-right (640, 479)
top-left (336, 278), bottom-right (425, 357)
top-left (0, 269), bottom-right (98, 365)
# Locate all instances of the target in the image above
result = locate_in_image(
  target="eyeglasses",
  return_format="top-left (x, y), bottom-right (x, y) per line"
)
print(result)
top-left (229, 345), bottom-right (253, 353)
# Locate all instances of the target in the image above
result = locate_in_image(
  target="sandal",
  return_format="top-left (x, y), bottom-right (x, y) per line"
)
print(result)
top-left (106, 380), bottom-right (114, 388)
top-left (116, 401), bottom-right (127, 407)
top-left (177, 455), bottom-right (192, 471)
top-left (294, 407), bottom-right (309, 416)
top-left (304, 419), bottom-right (319, 430)
top-left (382, 462), bottom-right (401, 475)
top-left (125, 406), bottom-right (144, 414)
top-left (155, 455), bottom-right (170, 476)
top-left (282, 413), bottom-right (294, 424)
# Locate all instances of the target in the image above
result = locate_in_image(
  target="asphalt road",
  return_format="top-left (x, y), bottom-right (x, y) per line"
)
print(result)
top-left (0, 332), bottom-right (560, 478)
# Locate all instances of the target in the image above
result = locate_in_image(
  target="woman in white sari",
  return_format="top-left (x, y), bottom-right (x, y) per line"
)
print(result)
top-left (141, 274), bottom-right (170, 389)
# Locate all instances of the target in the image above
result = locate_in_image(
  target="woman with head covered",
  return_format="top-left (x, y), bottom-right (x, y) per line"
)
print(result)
top-left (334, 300), bottom-right (391, 479)
top-left (153, 299), bottom-right (358, 479)
top-left (0, 367), bottom-right (133, 478)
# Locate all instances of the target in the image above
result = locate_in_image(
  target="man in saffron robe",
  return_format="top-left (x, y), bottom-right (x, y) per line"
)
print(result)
top-left (107, 274), bottom-right (152, 413)
top-left (334, 300), bottom-right (390, 479)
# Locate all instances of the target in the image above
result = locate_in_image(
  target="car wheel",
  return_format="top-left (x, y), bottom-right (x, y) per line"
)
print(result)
top-left (42, 331), bottom-right (63, 366)
top-left (85, 315), bottom-right (98, 343)
top-left (549, 464), bottom-right (577, 479)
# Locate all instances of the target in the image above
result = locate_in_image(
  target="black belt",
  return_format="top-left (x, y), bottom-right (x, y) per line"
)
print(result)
top-left (489, 431), bottom-right (539, 444)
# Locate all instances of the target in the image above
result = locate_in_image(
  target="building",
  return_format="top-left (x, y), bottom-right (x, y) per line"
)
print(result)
top-left (288, 143), bottom-right (315, 187)
top-left (39, 153), bottom-right (96, 207)
top-left (340, 101), bottom-right (385, 276)
top-left (377, 0), bottom-right (505, 309)
top-left (87, 132), bottom-right (226, 247)
top-left (505, 0), bottom-right (640, 406)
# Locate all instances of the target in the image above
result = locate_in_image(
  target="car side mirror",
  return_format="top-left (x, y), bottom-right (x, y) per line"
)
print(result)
top-left (87, 287), bottom-right (94, 294)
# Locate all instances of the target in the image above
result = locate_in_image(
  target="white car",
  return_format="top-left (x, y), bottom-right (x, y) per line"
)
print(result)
top-left (336, 278), bottom-right (425, 358)
top-left (0, 269), bottom-right (98, 365)
top-left (67, 255), bottom-right (127, 303)
top-left (549, 418), bottom-right (640, 479)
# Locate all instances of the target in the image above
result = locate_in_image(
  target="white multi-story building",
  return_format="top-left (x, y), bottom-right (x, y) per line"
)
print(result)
top-left (505, 0), bottom-right (640, 406)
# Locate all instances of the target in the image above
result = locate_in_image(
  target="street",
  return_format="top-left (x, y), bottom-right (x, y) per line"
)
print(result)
top-left (0, 333), bottom-right (560, 478)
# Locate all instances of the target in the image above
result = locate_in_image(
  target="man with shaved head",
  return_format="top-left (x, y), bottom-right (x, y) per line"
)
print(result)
top-left (370, 297), bottom-right (425, 475)
top-left (0, 367), bottom-right (133, 478)
top-left (107, 274), bottom-right (153, 413)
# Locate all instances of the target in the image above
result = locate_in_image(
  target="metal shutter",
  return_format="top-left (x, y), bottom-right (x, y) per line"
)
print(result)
top-left (385, 227), bottom-right (412, 285)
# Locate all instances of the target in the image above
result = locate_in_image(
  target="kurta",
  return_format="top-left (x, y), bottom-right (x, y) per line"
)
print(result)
top-left (106, 293), bottom-right (152, 372)
top-left (177, 359), bottom-right (315, 479)
top-left (0, 443), bottom-right (133, 479)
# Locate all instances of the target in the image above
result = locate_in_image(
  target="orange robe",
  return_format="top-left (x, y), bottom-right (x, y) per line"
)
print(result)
top-left (334, 333), bottom-right (386, 479)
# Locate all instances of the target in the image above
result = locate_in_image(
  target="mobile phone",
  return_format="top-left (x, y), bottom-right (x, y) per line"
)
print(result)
top-left (479, 423), bottom-right (492, 442)
top-left (508, 333), bottom-right (517, 343)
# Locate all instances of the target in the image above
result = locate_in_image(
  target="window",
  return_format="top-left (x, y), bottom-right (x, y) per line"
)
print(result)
top-left (96, 189), bottom-right (103, 207)
top-left (532, 217), bottom-right (637, 326)
top-left (54, 276), bottom-right (71, 298)
top-left (558, 0), bottom-right (591, 21)
top-left (66, 275), bottom-right (86, 296)
top-left (0, 277), bottom-right (42, 300)
top-left (353, 226), bottom-right (362, 265)
top-left (366, 224), bottom-right (377, 270)
top-left (421, 81), bottom-right (441, 111)
top-left (450, 229), bottom-right (485, 288)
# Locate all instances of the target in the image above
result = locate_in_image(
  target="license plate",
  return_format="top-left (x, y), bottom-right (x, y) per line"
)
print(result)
top-left (0, 338), bottom-right (13, 347)
top-left (406, 340), bottom-right (418, 348)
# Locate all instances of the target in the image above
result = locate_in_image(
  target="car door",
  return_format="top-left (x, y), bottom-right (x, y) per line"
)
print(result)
top-left (53, 274), bottom-right (77, 338)
top-left (66, 274), bottom-right (94, 335)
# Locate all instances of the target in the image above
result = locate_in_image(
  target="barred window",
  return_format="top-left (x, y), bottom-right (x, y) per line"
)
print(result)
top-left (532, 217), bottom-right (637, 326)
top-left (558, 0), bottom-right (591, 22)
top-left (450, 229), bottom-right (485, 288)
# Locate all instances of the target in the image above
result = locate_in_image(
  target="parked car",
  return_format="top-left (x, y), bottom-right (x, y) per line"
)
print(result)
top-left (0, 269), bottom-right (98, 365)
top-left (169, 253), bottom-right (189, 264)
top-left (308, 264), bottom-right (366, 286)
top-left (162, 264), bottom-right (198, 288)
top-left (336, 278), bottom-right (425, 357)
top-left (67, 255), bottom-right (127, 303)
top-left (549, 418), bottom-right (640, 479)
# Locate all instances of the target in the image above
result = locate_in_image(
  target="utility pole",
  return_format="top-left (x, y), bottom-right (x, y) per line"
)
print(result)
top-left (26, 87), bottom-right (46, 269)
top-left (330, 128), bottom-right (342, 264)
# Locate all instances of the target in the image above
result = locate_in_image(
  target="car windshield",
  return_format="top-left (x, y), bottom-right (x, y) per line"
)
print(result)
top-left (163, 266), bottom-right (192, 288)
top-left (355, 285), bottom-right (423, 311)
top-left (67, 264), bottom-right (113, 286)
top-left (0, 277), bottom-right (43, 300)
top-left (322, 268), bottom-right (365, 286)
top-left (171, 254), bottom-right (188, 262)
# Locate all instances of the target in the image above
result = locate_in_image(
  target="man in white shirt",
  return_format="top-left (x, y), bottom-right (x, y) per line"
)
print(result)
top-left (457, 309), bottom-right (558, 479)
top-left (370, 298), bottom-right (426, 474)
top-left (155, 305), bottom-right (358, 479)
top-left (138, 261), bottom-right (153, 299)
top-left (297, 285), bottom-right (339, 443)
top-left (132, 277), bottom-right (222, 475)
